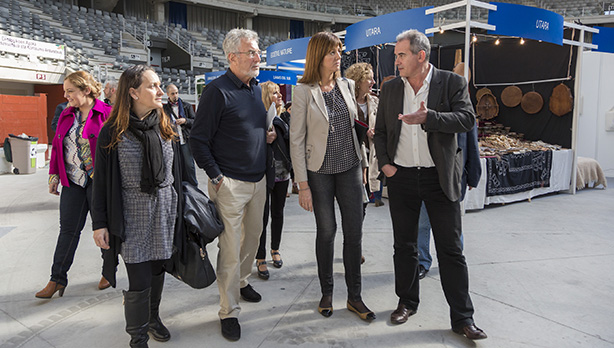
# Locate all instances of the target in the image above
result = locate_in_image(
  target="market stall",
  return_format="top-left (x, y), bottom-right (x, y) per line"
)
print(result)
top-left (261, 2), bottom-right (601, 208)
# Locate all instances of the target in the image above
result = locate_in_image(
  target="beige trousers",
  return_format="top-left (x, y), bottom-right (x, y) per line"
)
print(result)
top-left (208, 176), bottom-right (266, 319)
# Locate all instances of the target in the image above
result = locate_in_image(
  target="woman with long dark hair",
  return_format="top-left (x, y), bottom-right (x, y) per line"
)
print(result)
top-left (91, 64), bottom-right (183, 347)
top-left (289, 32), bottom-right (374, 321)
top-left (37, 71), bottom-right (112, 299)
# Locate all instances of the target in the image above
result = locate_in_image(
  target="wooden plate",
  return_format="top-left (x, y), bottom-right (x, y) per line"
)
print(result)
top-left (501, 86), bottom-right (522, 108)
top-left (476, 92), bottom-right (499, 120)
top-left (521, 91), bottom-right (543, 114)
top-left (476, 87), bottom-right (492, 102)
top-left (549, 83), bottom-right (573, 116)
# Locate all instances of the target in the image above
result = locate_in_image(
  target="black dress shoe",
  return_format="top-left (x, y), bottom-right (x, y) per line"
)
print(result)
top-left (256, 260), bottom-right (269, 280)
top-left (240, 284), bottom-right (262, 302)
top-left (418, 265), bottom-right (429, 280)
top-left (453, 323), bottom-right (487, 340)
top-left (221, 318), bottom-right (241, 341)
top-left (390, 303), bottom-right (417, 324)
top-left (347, 300), bottom-right (376, 321)
top-left (318, 295), bottom-right (333, 317)
top-left (271, 250), bottom-right (283, 268)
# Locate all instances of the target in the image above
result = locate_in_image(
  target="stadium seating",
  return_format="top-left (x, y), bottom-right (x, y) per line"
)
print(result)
top-left (0, 0), bottom-right (608, 100)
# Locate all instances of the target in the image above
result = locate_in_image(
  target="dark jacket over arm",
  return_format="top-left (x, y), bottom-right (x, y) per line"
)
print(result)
top-left (458, 123), bottom-right (481, 201)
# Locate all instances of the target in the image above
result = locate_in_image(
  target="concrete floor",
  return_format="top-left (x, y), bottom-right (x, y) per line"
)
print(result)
top-left (1, 169), bottom-right (613, 348)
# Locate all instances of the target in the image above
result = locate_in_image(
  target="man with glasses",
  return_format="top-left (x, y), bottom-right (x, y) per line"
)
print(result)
top-left (190, 28), bottom-right (275, 342)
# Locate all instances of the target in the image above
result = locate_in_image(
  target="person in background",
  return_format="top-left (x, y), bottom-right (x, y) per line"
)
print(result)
top-left (190, 28), bottom-right (274, 342)
top-left (280, 102), bottom-right (299, 195)
top-left (417, 122), bottom-right (481, 279)
top-left (36, 71), bottom-right (112, 299)
top-left (280, 101), bottom-right (291, 126)
top-left (103, 77), bottom-right (118, 106)
top-left (163, 83), bottom-right (198, 185)
top-left (50, 101), bottom-right (69, 132)
top-left (92, 64), bottom-right (183, 347)
top-left (373, 29), bottom-right (487, 339)
top-left (345, 62), bottom-right (383, 208)
top-left (289, 31), bottom-right (374, 322)
top-left (254, 81), bottom-right (291, 280)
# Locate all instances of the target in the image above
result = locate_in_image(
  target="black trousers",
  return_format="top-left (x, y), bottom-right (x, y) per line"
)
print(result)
top-left (125, 260), bottom-right (167, 291)
top-left (50, 180), bottom-right (100, 286)
top-left (256, 179), bottom-right (290, 259)
top-left (387, 166), bottom-right (474, 330)
top-left (180, 143), bottom-right (198, 186)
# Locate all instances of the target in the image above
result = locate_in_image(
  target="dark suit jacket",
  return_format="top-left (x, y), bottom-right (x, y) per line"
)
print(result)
top-left (163, 99), bottom-right (196, 139)
top-left (373, 67), bottom-right (476, 202)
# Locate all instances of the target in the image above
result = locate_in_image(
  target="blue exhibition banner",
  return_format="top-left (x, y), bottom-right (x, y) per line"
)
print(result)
top-left (266, 37), bottom-right (311, 66)
top-left (204, 70), bottom-right (225, 83)
top-left (344, 7), bottom-right (434, 51)
top-left (488, 2), bottom-right (563, 45)
top-left (276, 61), bottom-right (305, 73)
top-left (257, 70), bottom-right (298, 85)
top-left (593, 26), bottom-right (614, 53)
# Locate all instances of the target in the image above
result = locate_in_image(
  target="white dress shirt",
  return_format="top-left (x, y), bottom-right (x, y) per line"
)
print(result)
top-left (394, 64), bottom-right (435, 168)
top-left (171, 104), bottom-right (185, 144)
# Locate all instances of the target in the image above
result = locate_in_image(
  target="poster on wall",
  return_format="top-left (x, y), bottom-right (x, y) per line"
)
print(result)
top-left (0, 34), bottom-right (65, 60)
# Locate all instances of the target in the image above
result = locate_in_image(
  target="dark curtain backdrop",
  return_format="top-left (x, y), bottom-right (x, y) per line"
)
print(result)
top-left (168, 1), bottom-right (188, 29)
top-left (434, 29), bottom-right (579, 148)
top-left (341, 45), bottom-right (396, 91)
top-left (290, 20), bottom-right (304, 39)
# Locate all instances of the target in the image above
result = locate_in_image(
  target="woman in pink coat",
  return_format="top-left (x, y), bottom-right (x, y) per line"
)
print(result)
top-left (35, 71), bottom-right (112, 299)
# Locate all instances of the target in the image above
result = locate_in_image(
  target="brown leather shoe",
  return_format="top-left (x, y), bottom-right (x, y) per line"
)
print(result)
top-left (98, 276), bottom-right (111, 290)
top-left (390, 303), bottom-right (417, 324)
top-left (453, 323), bottom-right (487, 340)
top-left (35, 281), bottom-right (65, 299)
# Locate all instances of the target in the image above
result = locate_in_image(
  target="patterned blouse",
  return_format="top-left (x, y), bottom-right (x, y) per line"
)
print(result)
top-left (317, 84), bottom-right (359, 174)
top-left (62, 110), bottom-right (93, 187)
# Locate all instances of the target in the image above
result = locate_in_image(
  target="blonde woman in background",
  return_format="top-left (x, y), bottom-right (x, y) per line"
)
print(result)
top-left (254, 81), bottom-right (291, 280)
top-left (345, 62), bottom-right (383, 208)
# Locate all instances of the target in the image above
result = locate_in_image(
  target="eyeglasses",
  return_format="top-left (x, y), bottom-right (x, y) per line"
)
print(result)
top-left (234, 50), bottom-right (262, 58)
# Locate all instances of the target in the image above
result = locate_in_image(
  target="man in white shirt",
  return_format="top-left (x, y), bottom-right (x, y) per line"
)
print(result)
top-left (373, 29), bottom-right (486, 340)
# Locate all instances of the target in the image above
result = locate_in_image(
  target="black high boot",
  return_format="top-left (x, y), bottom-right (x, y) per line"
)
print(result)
top-left (148, 273), bottom-right (171, 342)
top-left (124, 289), bottom-right (150, 348)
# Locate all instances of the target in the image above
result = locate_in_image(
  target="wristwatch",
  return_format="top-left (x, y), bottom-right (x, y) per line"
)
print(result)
top-left (211, 174), bottom-right (224, 185)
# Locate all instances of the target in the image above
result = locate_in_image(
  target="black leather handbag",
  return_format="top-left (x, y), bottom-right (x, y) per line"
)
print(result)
top-left (166, 182), bottom-right (223, 289)
top-left (168, 231), bottom-right (216, 289)
top-left (182, 182), bottom-right (224, 243)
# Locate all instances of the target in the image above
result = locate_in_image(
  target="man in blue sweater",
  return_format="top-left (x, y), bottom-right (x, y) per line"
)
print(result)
top-left (190, 28), bottom-right (275, 342)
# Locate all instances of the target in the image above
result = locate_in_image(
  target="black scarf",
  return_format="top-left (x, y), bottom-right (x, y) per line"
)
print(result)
top-left (128, 110), bottom-right (165, 194)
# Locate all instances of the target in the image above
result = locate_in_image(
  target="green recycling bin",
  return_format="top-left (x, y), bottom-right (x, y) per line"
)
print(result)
top-left (8, 134), bottom-right (38, 174)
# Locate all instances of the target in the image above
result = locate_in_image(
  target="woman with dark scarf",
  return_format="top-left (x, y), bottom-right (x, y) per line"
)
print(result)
top-left (91, 65), bottom-right (184, 348)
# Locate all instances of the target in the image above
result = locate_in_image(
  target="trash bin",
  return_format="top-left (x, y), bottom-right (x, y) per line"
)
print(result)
top-left (7, 134), bottom-right (38, 174)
